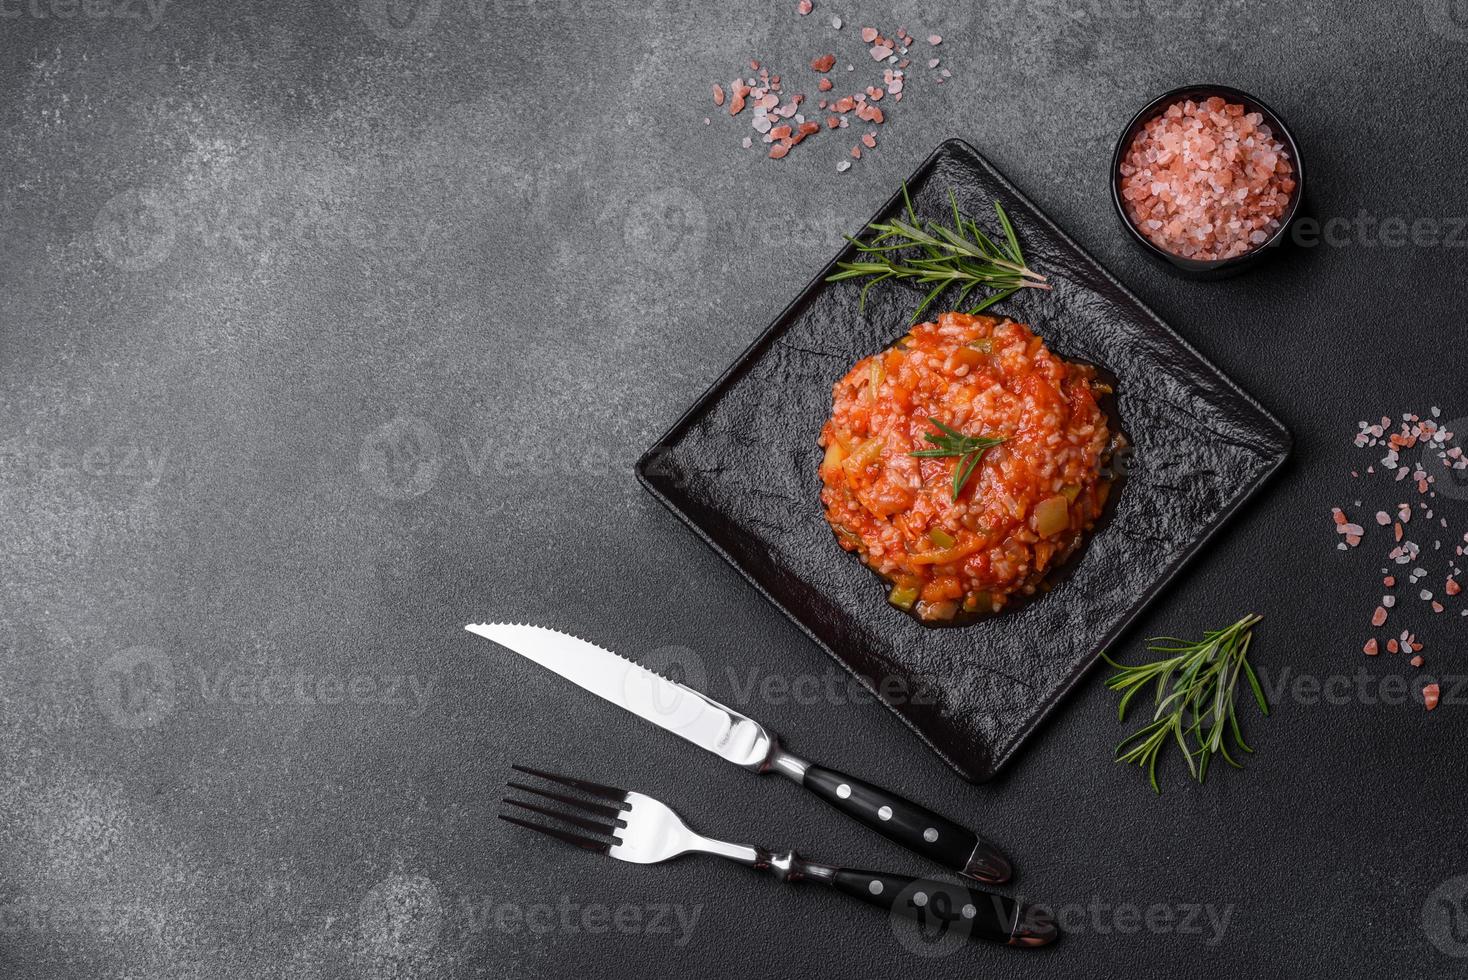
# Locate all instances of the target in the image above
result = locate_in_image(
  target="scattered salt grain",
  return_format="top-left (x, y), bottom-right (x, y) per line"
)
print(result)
top-left (1424, 683), bottom-right (1440, 711)
top-left (836, 160), bottom-right (851, 172)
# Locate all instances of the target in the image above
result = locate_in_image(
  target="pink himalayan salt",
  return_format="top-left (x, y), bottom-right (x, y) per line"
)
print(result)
top-left (1118, 96), bottom-right (1295, 261)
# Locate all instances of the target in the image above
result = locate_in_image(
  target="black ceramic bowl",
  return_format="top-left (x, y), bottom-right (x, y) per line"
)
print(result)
top-left (1110, 84), bottom-right (1304, 279)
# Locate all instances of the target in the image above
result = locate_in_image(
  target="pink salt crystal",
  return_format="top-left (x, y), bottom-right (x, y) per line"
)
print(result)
top-left (861, 26), bottom-right (878, 42)
top-left (928, 57), bottom-right (940, 68)
top-left (870, 44), bottom-right (894, 60)
top-left (796, 0), bottom-right (812, 14)
top-left (1118, 96), bottom-right (1295, 261)
top-left (1411, 654), bottom-right (1424, 667)
top-left (713, 83), bottom-right (726, 106)
top-left (1364, 638), bottom-right (1379, 656)
top-left (928, 33), bottom-right (942, 44)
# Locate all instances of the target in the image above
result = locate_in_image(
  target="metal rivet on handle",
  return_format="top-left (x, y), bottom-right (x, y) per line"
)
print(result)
top-left (922, 827), bottom-right (938, 843)
top-left (878, 805), bottom-right (893, 821)
top-left (868, 880), bottom-right (883, 896)
top-left (836, 784), bottom-right (851, 799)
top-left (913, 892), bottom-right (928, 907)
top-left (962, 904), bottom-right (976, 919)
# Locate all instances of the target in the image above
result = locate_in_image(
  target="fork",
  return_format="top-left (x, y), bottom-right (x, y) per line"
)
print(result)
top-left (500, 764), bottom-right (1057, 947)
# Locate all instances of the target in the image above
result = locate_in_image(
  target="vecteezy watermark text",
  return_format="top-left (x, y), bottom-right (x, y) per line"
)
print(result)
top-left (0, 898), bottom-right (165, 937)
top-left (95, 645), bottom-right (439, 729)
top-left (1255, 665), bottom-right (1467, 709)
top-left (0, 0), bottom-right (169, 30)
top-left (195, 667), bottom-right (435, 715)
top-left (457, 896), bottom-right (701, 947)
top-left (0, 443), bottom-right (167, 486)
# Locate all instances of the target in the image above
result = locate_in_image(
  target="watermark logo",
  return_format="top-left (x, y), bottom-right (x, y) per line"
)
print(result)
top-left (889, 882), bottom-right (1002, 958)
top-left (360, 417), bottom-right (444, 500)
top-left (360, 874), bottom-right (444, 960)
top-left (94, 645), bottom-right (176, 729)
top-left (623, 645), bottom-right (710, 734)
top-left (1424, 875), bottom-right (1468, 957)
top-left (1423, 0), bottom-right (1468, 41)
top-left (1421, 415), bottom-right (1468, 503)
top-left (620, 188), bottom-right (708, 270)
top-left (359, 0), bottom-right (442, 41)
top-left (94, 189), bottom-right (176, 272)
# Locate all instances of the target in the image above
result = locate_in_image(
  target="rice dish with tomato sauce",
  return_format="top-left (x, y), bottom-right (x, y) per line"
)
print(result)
top-left (819, 311), bottom-right (1113, 622)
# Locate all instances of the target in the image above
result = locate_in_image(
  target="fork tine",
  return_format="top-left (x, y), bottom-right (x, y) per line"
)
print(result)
top-left (498, 814), bottom-right (611, 853)
top-left (505, 781), bottom-right (626, 822)
top-left (503, 797), bottom-right (620, 837)
top-left (510, 764), bottom-right (626, 802)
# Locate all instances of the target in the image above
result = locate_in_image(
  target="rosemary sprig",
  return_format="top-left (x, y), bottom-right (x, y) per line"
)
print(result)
top-left (908, 417), bottom-right (1005, 501)
top-left (826, 186), bottom-right (1051, 324)
top-left (1102, 613), bottom-right (1269, 794)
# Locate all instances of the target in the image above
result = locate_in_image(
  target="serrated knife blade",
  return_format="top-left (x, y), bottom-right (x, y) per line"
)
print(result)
top-left (465, 622), bottom-right (776, 769)
top-left (466, 621), bottom-right (1014, 884)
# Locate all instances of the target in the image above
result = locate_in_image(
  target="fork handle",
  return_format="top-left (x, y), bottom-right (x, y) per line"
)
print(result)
top-left (795, 762), bottom-right (1012, 884)
top-left (745, 850), bottom-right (1053, 947)
top-left (829, 869), bottom-right (1055, 947)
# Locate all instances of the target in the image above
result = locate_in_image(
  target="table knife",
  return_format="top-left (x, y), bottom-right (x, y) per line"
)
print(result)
top-left (466, 622), bottom-right (1013, 884)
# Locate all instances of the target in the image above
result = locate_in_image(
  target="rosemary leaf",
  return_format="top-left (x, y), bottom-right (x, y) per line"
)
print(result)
top-left (1104, 613), bottom-right (1267, 794)
top-left (828, 187), bottom-right (1051, 324)
top-left (906, 417), bottom-right (1004, 502)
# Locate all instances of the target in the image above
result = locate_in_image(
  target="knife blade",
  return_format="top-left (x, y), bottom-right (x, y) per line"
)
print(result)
top-left (466, 621), bottom-right (1013, 884)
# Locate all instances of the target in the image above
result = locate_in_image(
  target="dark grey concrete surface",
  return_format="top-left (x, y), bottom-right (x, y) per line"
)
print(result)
top-left (3, 1), bottom-right (1468, 978)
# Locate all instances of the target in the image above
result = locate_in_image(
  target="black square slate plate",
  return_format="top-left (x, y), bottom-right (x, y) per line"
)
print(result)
top-left (637, 139), bottom-right (1290, 783)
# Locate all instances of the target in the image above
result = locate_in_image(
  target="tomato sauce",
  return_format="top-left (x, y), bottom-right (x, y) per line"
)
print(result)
top-left (819, 312), bottom-right (1114, 622)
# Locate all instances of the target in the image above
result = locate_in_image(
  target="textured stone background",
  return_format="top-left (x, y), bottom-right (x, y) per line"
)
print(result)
top-left (3, 1), bottom-right (1468, 978)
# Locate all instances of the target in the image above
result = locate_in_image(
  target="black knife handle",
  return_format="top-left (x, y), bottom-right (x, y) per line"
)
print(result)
top-left (800, 763), bottom-right (1012, 883)
top-left (829, 869), bottom-right (1056, 947)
